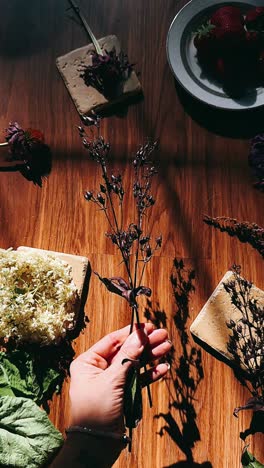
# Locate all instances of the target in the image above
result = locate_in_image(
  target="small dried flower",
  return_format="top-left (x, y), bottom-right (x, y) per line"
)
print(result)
top-left (80, 49), bottom-right (134, 99)
top-left (1, 122), bottom-right (51, 186)
top-left (5, 122), bottom-right (45, 159)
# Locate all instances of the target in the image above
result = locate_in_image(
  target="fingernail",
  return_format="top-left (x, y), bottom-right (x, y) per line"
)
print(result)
top-left (164, 361), bottom-right (171, 370)
top-left (166, 339), bottom-right (172, 345)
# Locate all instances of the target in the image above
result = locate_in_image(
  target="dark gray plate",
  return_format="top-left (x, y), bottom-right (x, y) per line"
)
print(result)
top-left (167, 0), bottom-right (263, 110)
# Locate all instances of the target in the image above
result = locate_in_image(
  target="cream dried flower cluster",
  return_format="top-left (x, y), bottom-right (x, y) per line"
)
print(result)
top-left (0, 249), bottom-right (78, 345)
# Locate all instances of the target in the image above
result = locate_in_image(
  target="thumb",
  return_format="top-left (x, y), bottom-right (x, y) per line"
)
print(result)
top-left (109, 326), bottom-right (149, 377)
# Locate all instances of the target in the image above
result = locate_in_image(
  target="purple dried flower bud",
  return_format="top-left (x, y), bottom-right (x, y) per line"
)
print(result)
top-left (106, 233), bottom-right (118, 245)
top-left (81, 114), bottom-right (100, 127)
top-left (100, 184), bottom-right (106, 193)
top-left (112, 184), bottom-right (119, 194)
top-left (97, 193), bottom-right (105, 205)
top-left (148, 196), bottom-right (155, 205)
top-left (77, 126), bottom-right (85, 133)
top-left (156, 235), bottom-right (162, 247)
top-left (146, 246), bottom-right (152, 257)
top-left (140, 236), bottom-right (150, 245)
top-left (82, 138), bottom-right (90, 149)
top-left (84, 191), bottom-right (93, 200)
top-left (236, 324), bottom-right (242, 333)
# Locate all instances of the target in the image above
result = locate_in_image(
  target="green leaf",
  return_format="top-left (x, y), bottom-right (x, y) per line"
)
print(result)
top-left (0, 350), bottom-right (60, 404)
top-left (241, 449), bottom-right (264, 468)
top-left (123, 367), bottom-right (142, 429)
top-left (0, 351), bottom-right (40, 401)
top-left (0, 396), bottom-right (63, 467)
top-left (0, 364), bottom-right (15, 396)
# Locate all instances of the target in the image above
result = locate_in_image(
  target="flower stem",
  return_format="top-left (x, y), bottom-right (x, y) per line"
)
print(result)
top-left (67, 0), bottom-right (103, 55)
top-left (0, 166), bottom-right (19, 172)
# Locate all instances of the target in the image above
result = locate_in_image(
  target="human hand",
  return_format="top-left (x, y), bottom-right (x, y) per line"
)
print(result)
top-left (69, 323), bottom-right (172, 432)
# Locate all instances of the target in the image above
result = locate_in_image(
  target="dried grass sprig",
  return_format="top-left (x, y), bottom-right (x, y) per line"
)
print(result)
top-left (79, 117), bottom-right (162, 446)
top-left (204, 215), bottom-right (264, 258)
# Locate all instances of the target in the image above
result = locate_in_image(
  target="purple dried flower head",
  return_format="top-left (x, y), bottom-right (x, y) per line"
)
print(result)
top-left (249, 133), bottom-right (264, 191)
top-left (81, 133), bottom-right (110, 164)
top-left (80, 49), bottom-right (134, 99)
top-left (5, 122), bottom-right (45, 159)
top-left (3, 122), bottom-right (51, 186)
top-left (134, 141), bottom-right (158, 168)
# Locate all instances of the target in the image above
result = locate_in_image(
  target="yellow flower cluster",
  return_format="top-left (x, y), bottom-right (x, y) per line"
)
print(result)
top-left (0, 249), bottom-right (78, 345)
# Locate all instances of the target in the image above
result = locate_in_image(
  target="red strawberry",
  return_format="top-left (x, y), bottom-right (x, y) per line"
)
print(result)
top-left (193, 21), bottom-right (215, 60)
top-left (209, 6), bottom-right (245, 51)
top-left (213, 23), bottom-right (246, 50)
top-left (211, 6), bottom-right (244, 28)
top-left (245, 7), bottom-right (264, 31)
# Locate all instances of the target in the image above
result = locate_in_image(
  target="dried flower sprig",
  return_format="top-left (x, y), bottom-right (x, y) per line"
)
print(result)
top-left (79, 118), bottom-right (162, 441)
top-left (0, 122), bottom-right (51, 186)
top-left (67, 0), bottom-right (134, 100)
top-left (224, 265), bottom-right (264, 417)
top-left (204, 215), bottom-right (264, 258)
top-left (67, 0), bottom-right (103, 55)
top-left (249, 133), bottom-right (264, 192)
top-left (80, 49), bottom-right (134, 99)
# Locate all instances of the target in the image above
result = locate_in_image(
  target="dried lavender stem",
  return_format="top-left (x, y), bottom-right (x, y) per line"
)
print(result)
top-left (101, 163), bottom-right (132, 284)
top-left (138, 262), bottom-right (147, 288)
top-left (101, 206), bottom-right (116, 234)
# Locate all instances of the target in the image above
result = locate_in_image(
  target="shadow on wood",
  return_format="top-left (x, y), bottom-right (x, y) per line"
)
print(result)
top-left (145, 259), bottom-right (211, 466)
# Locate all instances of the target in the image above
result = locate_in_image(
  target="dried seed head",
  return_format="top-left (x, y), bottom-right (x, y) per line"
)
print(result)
top-left (97, 193), bottom-right (105, 205)
top-left (84, 191), bottom-right (93, 201)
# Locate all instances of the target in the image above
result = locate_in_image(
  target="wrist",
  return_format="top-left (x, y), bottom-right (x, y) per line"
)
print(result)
top-left (66, 426), bottom-right (130, 445)
top-left (50, 427), bottom-right (127, 468)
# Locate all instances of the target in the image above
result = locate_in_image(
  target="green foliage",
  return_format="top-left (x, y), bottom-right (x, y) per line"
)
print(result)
top-left (0, 349), bottom-right (60, 405)
top-left (123, 367), bottom-right (142, 429)
top-left (242, 449), bottom-right (264, 468)
top-left (0, 396), bottom-right (63, 467)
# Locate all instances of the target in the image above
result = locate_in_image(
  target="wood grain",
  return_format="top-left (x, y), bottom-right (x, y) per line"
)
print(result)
top-left (0, 1), bottom-right (263, 467)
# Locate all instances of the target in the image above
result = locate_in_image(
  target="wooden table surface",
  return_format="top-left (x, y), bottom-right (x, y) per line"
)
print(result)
top-left (0, 1), bottom-right (263, 467)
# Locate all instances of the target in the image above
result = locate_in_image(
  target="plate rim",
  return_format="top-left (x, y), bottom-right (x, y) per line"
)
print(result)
top-left (166, 0), bottom-right (263, 111)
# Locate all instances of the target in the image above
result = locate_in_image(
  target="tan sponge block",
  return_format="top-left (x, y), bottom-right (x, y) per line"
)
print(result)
top-left (56, 35), bottom-right (142, 115)
top-left (190, 271), bottom-right (264, 365)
